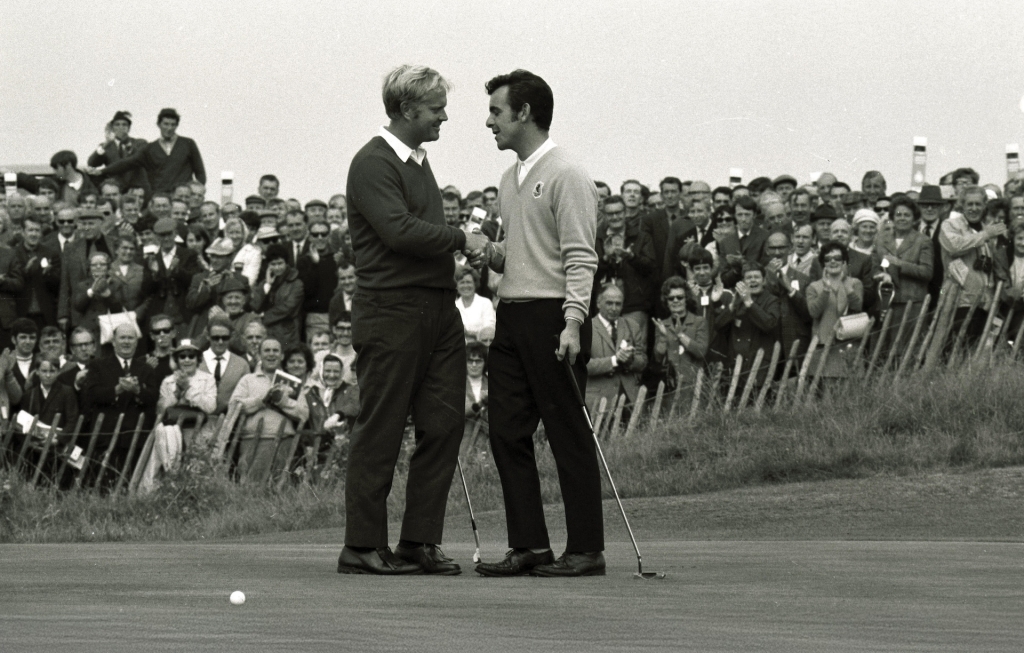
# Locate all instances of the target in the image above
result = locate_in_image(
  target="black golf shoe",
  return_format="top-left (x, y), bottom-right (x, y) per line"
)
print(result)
top-left (475, 548), bottom-right (555, 577)
top-left (337, 546), bottom-right (422, 575)
top-left (394, 543), bottom-right (461, 575)
top-left (531, 551), bottom-right (606, 577)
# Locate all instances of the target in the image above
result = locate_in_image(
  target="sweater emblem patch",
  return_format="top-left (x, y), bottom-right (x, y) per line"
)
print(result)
top-left (532, 181), bottom-right (544, 199)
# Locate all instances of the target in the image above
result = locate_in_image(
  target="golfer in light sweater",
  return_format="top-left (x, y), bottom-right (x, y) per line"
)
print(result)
top-left (474, 70), bottom-right (605, 578)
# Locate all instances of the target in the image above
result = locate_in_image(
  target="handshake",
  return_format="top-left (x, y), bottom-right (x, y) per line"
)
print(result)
top-left (463, 232), bottom-right (493, 270)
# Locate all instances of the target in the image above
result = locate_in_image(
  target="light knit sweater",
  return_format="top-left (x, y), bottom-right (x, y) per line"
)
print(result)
top-left (489, 146), bottom-right (598, 322)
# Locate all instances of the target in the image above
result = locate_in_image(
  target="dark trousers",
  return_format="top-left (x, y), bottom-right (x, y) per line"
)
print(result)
top-left (488, 299), bottom-right (604, 553)
top-left (345, 287), bottom-right (465, 548)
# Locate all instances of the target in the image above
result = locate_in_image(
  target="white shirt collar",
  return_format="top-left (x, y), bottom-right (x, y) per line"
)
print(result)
top-left (378, 127), bottom-right (426, 165)
top-left (597, 313), bottom-right (614, 333)
top-left (204, 349), bottom-right (229, 368)
top-left (517, 138), bottom-right (557, 183)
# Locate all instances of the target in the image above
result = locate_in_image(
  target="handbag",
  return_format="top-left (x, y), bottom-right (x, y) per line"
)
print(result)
top-left (98, 310), bottom-right (141, 345)
top-left (835, 312), bottom-right (870, 341)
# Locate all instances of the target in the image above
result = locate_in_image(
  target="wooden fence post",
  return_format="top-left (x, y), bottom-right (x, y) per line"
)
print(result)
top-left (896, 295), bottom-right (931, 377)
top-left (592, 396), bottom-right (608, 438)
top-left (649, 381), bottom-right (665, 431)
top-left (755, 342), bottom-right (782, 413)
top-left (773, 340), bottom-right (802, 410)
top-left (866, 310), bottom-right (892, 380)
top-left (737, 349), bottom-right (765, 411)
top-left (723, 355), bottom-right (744, 413)
top-left (882, 301), bottom-right (914, 373)
top-left (973, 281), bottom-right (1003, 359)
top-left (794, 335), bottom-right (819, 406)
top-left (115, 414), bottom-right (149, 495)
top-left (53, 415), bottom-right (86, 487)
top-left (74, 414), bottom-right (105, 490)
top-left (623, 386), bottom-right (648, 438)
top-left (688, 368), bottom-right (704, 422)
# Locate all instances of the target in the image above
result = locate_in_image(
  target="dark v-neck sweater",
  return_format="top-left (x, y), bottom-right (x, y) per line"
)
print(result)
top-left (346, 136), bottom-right (466, 290)
top-left (104, 137), bottom-right (206, 193)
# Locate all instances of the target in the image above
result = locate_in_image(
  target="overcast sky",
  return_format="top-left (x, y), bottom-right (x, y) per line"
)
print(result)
top-left (2, 0), bottom-right (1023, 202)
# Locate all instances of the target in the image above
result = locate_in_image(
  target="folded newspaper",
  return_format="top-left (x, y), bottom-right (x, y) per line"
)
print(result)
top-left (272, 369), bottom-right (303, 399)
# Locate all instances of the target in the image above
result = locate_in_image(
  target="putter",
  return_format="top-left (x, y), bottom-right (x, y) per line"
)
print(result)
top-left (456, 456), bottom-right (482, 563)
top-left (562, 356), bottom-right (665, 579)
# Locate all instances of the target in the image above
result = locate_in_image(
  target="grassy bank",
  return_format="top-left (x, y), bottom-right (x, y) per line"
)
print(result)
top-left (3, 359), bottom-right (1023, 544)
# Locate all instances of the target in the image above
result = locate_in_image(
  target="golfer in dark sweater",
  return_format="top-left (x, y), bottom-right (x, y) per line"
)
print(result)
top-left (337, 65), bottom-right (490, 577)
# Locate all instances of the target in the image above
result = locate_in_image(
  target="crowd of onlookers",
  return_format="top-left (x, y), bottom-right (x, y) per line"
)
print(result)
top-left (3, 106), bottom-right (1024, 490)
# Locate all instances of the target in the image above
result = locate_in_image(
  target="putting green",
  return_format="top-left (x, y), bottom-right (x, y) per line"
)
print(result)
top-left (3, 471), bottom-right (1023, 651)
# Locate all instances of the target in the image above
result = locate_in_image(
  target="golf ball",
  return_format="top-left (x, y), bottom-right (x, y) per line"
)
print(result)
top-left (229, 591), bottom-right (245, 605)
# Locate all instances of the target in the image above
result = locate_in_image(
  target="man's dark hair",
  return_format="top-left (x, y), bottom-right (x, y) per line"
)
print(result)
top-left (734, 195), bottom-right (759, 213)
top-left (149, 314), bottom-right (173, 330)
top-left (11, 317), bottom-right (38, 338)
top-left (38, 178), bottom-right (59, 193)
top-left (594, 181), bottom-right (610, 193)
top-left (483, 186), bottom-right (498, 195)
top-left (50, 150), bottom-right (78, 170)
top-left (334, 310), bottom-right (352, 326)
top-left (833, 181), bottom-right (851, 193)
top-left (790, 187), bottom-right (812, 203)
top-left (268, 198), bottom-right (286, 208)
top-left (441, 191), bottom-right (461, 204)
top-left (686, 247), bottom-right (715, 268)
top-left (712, 185), bottom-right (733, 200)
top-left (285, 209), bottom-right (308, 223)
top-left (602, 194), bottom-right (625, 208)
top-left (40, 325), bottom-right (63, 341)
top-left (157, 108), bottom-right (180, 124)
top-left (465, 190), bottom-right (484, 203)
top-left (952, 167), bottom-right (980, 185)
top-left (485, 69), bottom-right (554, 131)
top-left (659, 177), bottom-right (683, 192)
top-left (259, 174), bottom-right (279, 187)
top-left (620, 179), bottom-right (642, 194)
top-left (747, 177), bottom-right (772, 195)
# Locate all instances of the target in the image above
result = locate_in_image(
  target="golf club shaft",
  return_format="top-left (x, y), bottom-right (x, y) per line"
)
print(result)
top-left (456, 456), bottom-right (481, 556)
top-left (562, 357), bottom-right (646, 575)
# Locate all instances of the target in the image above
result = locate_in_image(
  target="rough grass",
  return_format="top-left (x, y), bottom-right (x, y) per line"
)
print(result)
top-left (3, 359), bottom-right (1024, 544)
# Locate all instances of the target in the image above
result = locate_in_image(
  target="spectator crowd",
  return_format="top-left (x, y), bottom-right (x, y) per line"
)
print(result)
top-left (3, 106), bottom-right (1024, 490)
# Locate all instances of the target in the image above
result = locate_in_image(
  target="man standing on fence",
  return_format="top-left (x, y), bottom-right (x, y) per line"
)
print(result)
top-left (337, 65), bottom-right (490, 576)
top-left (474, 70), bottom-right (604, 577)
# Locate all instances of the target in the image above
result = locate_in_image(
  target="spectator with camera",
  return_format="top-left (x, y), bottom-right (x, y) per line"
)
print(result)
top-left (940, 185), bottom-right (1007, 349)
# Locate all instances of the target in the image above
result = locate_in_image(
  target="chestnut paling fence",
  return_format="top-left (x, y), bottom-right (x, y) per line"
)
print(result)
top-left (1, 400), bottom-right (349, 495)
top-left (4, 283), bottom-right (1020, 492)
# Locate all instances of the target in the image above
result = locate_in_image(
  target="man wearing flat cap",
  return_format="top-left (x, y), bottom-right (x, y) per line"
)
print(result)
top-left (772, 175), bottom-right (797, 204)
top-left (185, 237), bottom-right (250, 339)
top-left (88, 111), bottom-right (150, 194)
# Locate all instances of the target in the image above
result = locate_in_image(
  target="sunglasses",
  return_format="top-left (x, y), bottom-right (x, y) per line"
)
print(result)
top-left (57, 219), bottom-right (76, 225)
top-left (152, 327), bottom-right (173, 335)
top-left (310, 232), bottom-right (330, 239)
top-left (823, 254), bottom-right (844, 262)
top-left (176, 352), bottom-right (198, 360)
top-left (209, 335), bottom-right (230, 342)
top-left (666, 295), bottom-right (687, 302)
top-left (467, 358), bottom-right (485, 364)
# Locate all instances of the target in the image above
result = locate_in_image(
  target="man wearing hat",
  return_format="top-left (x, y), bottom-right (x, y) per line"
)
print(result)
top-left (88, 111), bottom-right (150, 194)
top-left (185, 237), bottom-right (250, 339)
top-left (811, 203), bottom-right (838, 249)
top-left (58, 209), bottom-right (119, 331)
top-left (92, 108), bottom-right (206, 195)
top-left (305, 199), bottom-right (328, 222)
top-left (772, 175), bottom-right (797, 204)
top-left (917, 184), bottom-right (951, 302)
top-left (245, 195), bottom-right (267, 212)
top-left (146, 217), bottom-right (201, 334)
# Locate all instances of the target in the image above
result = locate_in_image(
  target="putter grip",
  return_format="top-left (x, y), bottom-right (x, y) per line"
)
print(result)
top-left (562, 356), bottom-right (586, 407)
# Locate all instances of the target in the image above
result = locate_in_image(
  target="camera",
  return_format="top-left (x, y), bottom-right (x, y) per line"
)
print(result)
top-left (973, 255), bottom-right (993, 274)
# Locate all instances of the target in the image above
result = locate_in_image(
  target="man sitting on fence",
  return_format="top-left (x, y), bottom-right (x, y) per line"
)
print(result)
top-left (80, 323), bottom-right (159, 485)
top-left (585, 284), bottom-right (647, 420)
top-left (228, 337), bottom-right (308, 482)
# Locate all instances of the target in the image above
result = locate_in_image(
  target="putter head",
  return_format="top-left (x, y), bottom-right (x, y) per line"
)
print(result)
top-left (634, 571), bottom-right (666, 579)
top-left (473, 551), bottom-right (481, 564)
